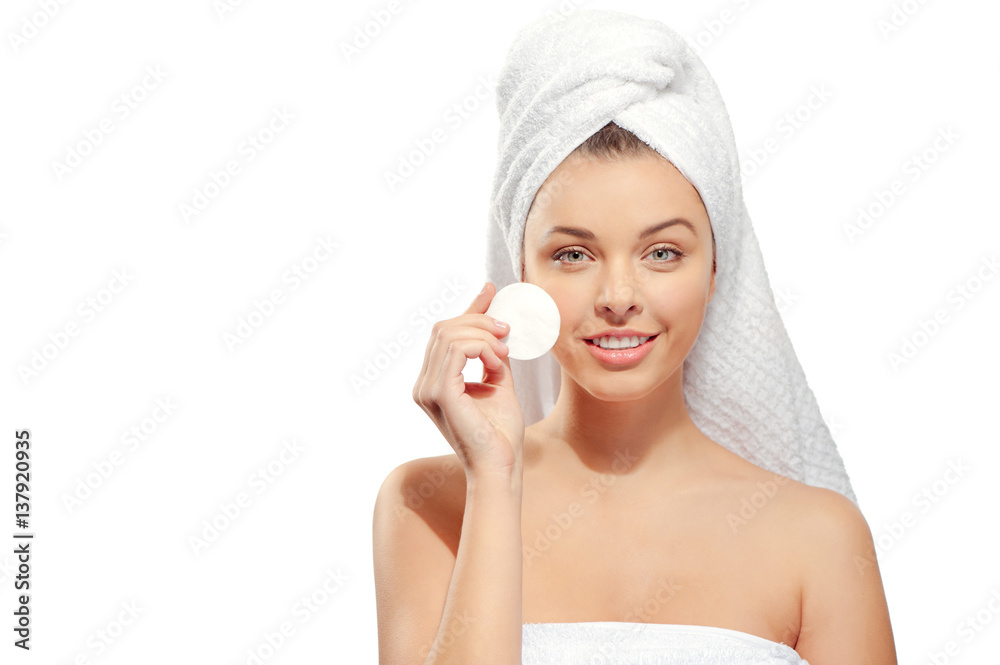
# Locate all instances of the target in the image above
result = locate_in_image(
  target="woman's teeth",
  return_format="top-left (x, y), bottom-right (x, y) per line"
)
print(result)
top-left (591, 335), bottom-right (650, 350)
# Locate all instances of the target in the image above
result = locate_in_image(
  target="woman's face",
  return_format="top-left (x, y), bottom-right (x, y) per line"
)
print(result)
top-left (522, 151), bottom-right (716, 400)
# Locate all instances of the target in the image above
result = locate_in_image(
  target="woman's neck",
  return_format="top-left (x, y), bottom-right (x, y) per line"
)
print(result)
top-left (525, 371), bottom-right (714, 487)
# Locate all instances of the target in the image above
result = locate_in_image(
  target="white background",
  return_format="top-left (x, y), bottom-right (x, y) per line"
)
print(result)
top-left (1, 0), bottom-right (998, 663)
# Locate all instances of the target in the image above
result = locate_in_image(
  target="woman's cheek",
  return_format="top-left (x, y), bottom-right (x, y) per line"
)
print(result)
top-left (650, 279), bottom-right (707, 322)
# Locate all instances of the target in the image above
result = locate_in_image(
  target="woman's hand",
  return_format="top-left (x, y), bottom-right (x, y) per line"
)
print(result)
top-left (412, 282), bottom-right (525, 479)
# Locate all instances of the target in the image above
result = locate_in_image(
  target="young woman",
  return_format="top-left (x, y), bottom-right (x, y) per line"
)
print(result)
top-left (374, 10), bottom-right (896, 665)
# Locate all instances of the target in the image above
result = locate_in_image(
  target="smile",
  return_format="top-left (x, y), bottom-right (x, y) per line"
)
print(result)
top-left (589, 335), bottom-right (651, 350)
top-left (585, 334), bottom-right (658, 365)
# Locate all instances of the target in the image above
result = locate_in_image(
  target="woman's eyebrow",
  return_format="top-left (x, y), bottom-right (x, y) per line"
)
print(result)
top-left (541, 218), bottom-right (697, 242)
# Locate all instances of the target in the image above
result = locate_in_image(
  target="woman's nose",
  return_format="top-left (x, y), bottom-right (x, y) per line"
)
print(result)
top-left (595, 266), bottom-right (642, 317)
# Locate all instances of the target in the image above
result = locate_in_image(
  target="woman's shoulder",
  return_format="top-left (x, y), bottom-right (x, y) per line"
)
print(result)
top-left (715, 452), bottom-right (871, 562)
top-left (376, 453), bottom-right (467, 523)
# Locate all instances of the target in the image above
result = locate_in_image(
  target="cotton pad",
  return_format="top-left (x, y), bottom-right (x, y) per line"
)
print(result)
top-left (484, 282), bottom-right (560, 360)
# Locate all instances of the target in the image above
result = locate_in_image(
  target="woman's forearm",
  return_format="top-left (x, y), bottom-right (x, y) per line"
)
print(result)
top-left (424, 470), bottom-right (523, 665)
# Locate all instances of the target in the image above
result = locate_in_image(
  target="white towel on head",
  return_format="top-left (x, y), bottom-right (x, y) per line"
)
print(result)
top-left (484, 9), bottom-right (856, 504)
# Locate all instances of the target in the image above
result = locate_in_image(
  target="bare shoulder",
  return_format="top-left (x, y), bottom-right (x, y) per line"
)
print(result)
top-left (374, 454), bottom-right (467, 548)
top-left (734, 470), bottom-right (896, 661)
top-left (788, 483), bottom-right (869, 539)
top-left (710, 453), bottom-right (872, 576)
top-left (376, 453), bottom-right (466, 508)
top-left (795, 485), bottom-right (896, 660)
top-left (776, 479), bottom-right (878, 580)
top-left (708, 447), bottom-right (866, 548)
top-left (753, 472), bottom-right (873, 563)
top-left (758, 471), bottom-right (866, 532)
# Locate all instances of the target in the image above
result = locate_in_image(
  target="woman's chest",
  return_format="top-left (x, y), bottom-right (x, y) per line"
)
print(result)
top-left (518, 488), bottom-right (802, 647)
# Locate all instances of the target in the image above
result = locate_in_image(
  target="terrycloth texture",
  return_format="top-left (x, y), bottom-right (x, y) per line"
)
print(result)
top-left (484, 9), bottom-right (857, 504)
top-left (522, 622), bottom-right (809, 665)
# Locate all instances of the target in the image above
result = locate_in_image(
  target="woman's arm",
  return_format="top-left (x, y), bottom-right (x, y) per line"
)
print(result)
top-left (373, 459), bottom-right (523, 665)
top-left (794, 488), bottom-right (898, 665)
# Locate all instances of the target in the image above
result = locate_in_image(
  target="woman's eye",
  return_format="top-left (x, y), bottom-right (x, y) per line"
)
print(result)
top-left (648, 246), bottom-right (683, 262)
top-left (552, 246), bottom-right (683, 264)
top-left (553, 249), bottom-right (588, 263)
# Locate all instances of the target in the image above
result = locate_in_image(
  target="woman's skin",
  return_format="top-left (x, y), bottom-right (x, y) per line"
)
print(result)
top-left (374, 151), bottom-right (897, 665)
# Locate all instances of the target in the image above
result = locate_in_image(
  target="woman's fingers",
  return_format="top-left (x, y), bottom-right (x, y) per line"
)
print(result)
top-left (415, 282), bottom-right (503, 386)
top-left (433, 336), bottom-right (504, 403)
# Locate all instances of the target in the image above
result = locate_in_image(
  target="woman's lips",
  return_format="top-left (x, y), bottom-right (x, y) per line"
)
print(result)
top-left (585, 334), bottom-right (658, 366)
